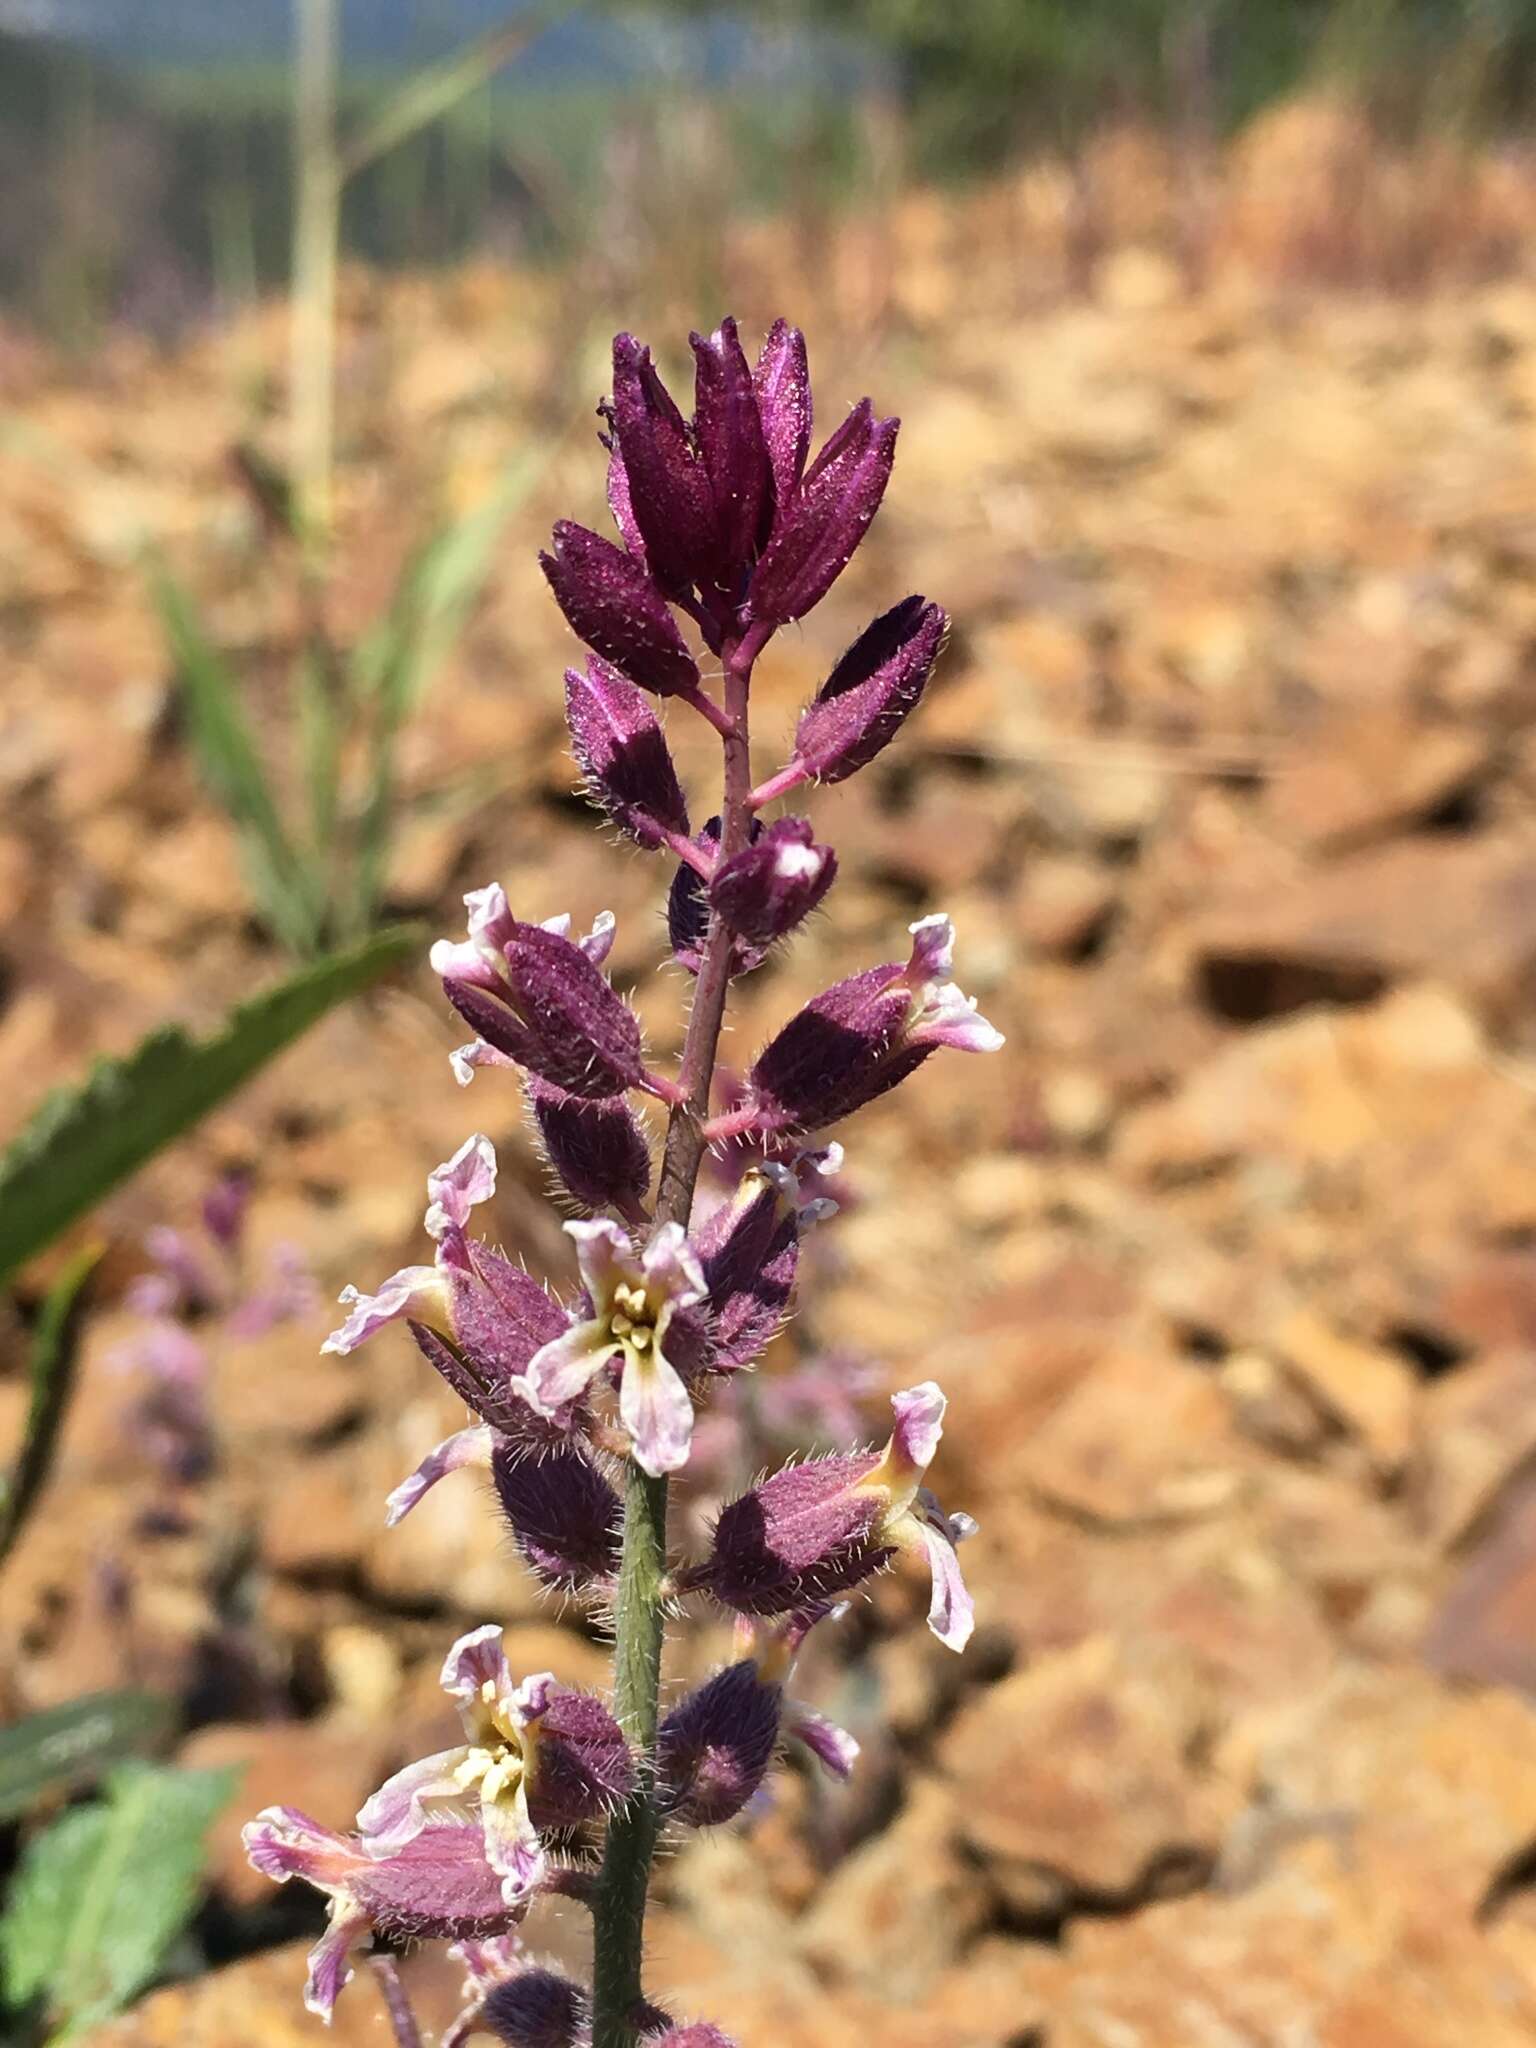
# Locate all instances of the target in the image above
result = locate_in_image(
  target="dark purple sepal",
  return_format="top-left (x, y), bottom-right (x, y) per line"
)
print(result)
top-left (656, 1660), bottom-right (782, 1828)
top-left (447, 918), bottom-right (646, 1102)
top-left (409, 1324), bottom-right (565, 1447)
top-left (529, 1688), bottom-right (634, 1824)
top-left (492, 1438), bottom-right (623, 1594)
top-left (565, 657), bottom-right (690, 850)
top-left (690, 1453), bottom-right (891, 1615)
top-left (748, 401), bottom-right (898, 625)
top-left (529, 1077), bottom-right (652, 1216)
top-left (691, 316), bottom-right (770, 587)
top-left (746, 963), bottom-right (912, 1130)
top-left (796, 596), bottom-right (946, 783)
top-left (482, 1968), bottom-right (590, 2048)
top-left (540, 521), bottom-right (700, 698)
top-left (607, 333), bottom-right (717, 591)
top-left (711, 816), bottom-right (836, 948)
top-left (668, 817), bottom-right (771, 977)
top-left (753, 318), bottom-right (812, 536)
top-left (694, 1170), bottom-right (801, 1373)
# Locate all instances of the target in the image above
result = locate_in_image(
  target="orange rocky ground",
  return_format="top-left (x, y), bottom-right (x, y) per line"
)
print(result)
top-left (7, 199), bottom-right (1536, 2044)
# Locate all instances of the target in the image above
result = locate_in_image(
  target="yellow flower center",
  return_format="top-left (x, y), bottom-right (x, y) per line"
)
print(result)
top-left (608, 1280), bottom-right (660, 1361)
top-left (454, 1677), bottom-right (533, 1808)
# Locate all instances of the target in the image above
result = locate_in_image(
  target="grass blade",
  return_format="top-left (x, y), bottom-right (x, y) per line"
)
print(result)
top-left (150, 560), bottom-right (323, 955)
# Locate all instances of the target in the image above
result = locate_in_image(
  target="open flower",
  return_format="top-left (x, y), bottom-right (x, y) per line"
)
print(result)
top-left (242, 1809), bottom-right (520, 2022)
top-left (524, 1220), bottom-right (707, 1476)
top-left (688, 1383), bottom-right (976, 1652)
top-left (358, 1626), bottom-right (631, 1907)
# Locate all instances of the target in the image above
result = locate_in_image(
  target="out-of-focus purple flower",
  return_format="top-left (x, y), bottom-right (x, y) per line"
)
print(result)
top-left (566, 657), bottom-right (691, 852)
top-left (650, 2028), bottom-right (737, 2048)
top-left (524, 1221), bottom-right (707, 1477)
top-left (753, 318), bottom-right (812, 526)
top-left (711, 817), bottom-right (836, 950)
top-left (541, 522), bottom-right (701, 697)
top-left (748, 400), bottom-right (898, 625)
top-left (528, 1077), bottom-right (653, 1219)
top-left (358, 1626), bottom-right (631, 1906)
top-left (746, 914), bottom-right (1002, 1132)
top-left (686, 1383), bottom-right (975, 1651)
top-left (794, 596), bottom-right (946, 784)
top-left (690, 317), bottom-right (770, 589)
top-left (201, 1172), bottom-right (251, 1250)
top-left (242, 1809), bottom-right (520, 2022)
top-left (432, 889), bottom-right (645, 1102)
top-left (492, 1439), bottom-right (623, 1594)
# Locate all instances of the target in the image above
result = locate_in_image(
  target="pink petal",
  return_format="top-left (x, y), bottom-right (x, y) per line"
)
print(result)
top-left (889, 1382), bottom-right (946, 1481)
top-left (242, 1806), bottom-right (355, 1890)
top-left (510, 1671), bottom-right (559, 1731)
top-left (619, 1346), bottom-right (695, 1477)
top-left (577, 909), bottom-right (617, 966)
top-left (385, 1426), bottom-right (496, 1527)
top-left (641, 1220), bottom-right (706, 1306)
top-left (524, 1317), bottom-right (616, 1414)
top-left (356, 1748), bottom-right (469, 1850)
top-left (917, 981), bottom-right (1005, 1054)
top-left (915, 1502), bottom-right (975, 1653)
top-left (481, 1780), bottom-right (546, 1905)
top-left (425, 1134), bottom-right (498, 1241)
top-left (449, 1040), bottom-right (516, 1087)
top-left (321, 1266), bottom-right (441, 1356)
top-left (565, 1216), bottom-right (634, 1304)
top-left (785, 1700), bottom-right (860, 1781)
top-left (905, 912), bottom-right (955, 982)
top-left (304, 1901), bottom-right (372, 2023)
top-left (440, 1623), bottom-right (516, 1718)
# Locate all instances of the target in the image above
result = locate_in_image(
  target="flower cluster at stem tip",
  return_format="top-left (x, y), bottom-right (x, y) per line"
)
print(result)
top-left (245, 315), bottom-right (1000, 2046)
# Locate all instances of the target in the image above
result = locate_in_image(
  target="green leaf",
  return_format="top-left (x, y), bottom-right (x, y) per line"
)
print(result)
top-left (150, 560), bottom-right (323, 955)
top-left (348, 453), bottom-right (544, 932)
top-left (0, 1693), bottom-right (175, 1823)
top-left (0, 926), bottom-right (418, 1291)
top-left (1, 1762), bottom-right (235, 2035)
top-left (0, 1247), bottom-right (99, 1571)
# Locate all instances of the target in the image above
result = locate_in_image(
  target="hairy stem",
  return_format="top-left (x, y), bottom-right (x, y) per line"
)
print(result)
top-left (590, 634), bottom-right (761, 2048)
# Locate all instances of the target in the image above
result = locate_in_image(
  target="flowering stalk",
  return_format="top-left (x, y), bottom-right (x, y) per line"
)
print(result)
top-left (247, 317), bottom-right (998, 2048)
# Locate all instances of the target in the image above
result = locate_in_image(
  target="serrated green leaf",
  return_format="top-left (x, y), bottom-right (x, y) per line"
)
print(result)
top-left (1, 1762), bottom-right (235, 2035)
top-left (0, 926), bottom-right (418, 1291)
top-left (0, 1693), bottom-right (175, 1824)
top-left (150, 560), bottom-right (323, 956)
top-left (0, 1247), bottom-right (100, 1571)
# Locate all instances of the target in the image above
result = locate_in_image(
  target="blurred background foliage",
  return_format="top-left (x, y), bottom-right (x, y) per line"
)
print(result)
top-left (7, 0), bottom-right (1536, 343)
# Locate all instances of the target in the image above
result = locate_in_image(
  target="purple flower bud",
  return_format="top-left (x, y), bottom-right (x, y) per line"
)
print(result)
top-left (432, 888), bottom-right (646, 1101)
top-left (691, 317), bottom-right (770, 585)
top-left (667, 817), bottom-right (739, 976)
top-left (795, 596), bottom-right (946, 784)
top-left (243, 1810), bottom-right (520, 2022)
top-left (492, 1438), bottom-right (622, 1594)
top-left (529, 1077), bottom-right (653, 1216)
top-left (605, 334), bottom-right (717, 591)
top-left (200, 1171), bottom-right (250, 1250)
top-left (541, 522), bottom-right (701, 697)
top-left (753, 318), bottom-right (812, 527)
top-left (565, 657), bottom-right (690, 851)
top-left (693, 1156), bottom-right (835, 1373)
top-left (711, 816), bottom-right (836, 948)
top-left (748, 401), bottom-right (898, 625)
top-left (482, 1968), bottom-right (591, 2048)
top-left (657, 1659), bottom-right (782, 1828)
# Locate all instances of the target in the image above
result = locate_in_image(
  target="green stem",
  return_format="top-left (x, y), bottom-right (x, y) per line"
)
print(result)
top-left (589, 641), bottom-right (761, 2048)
